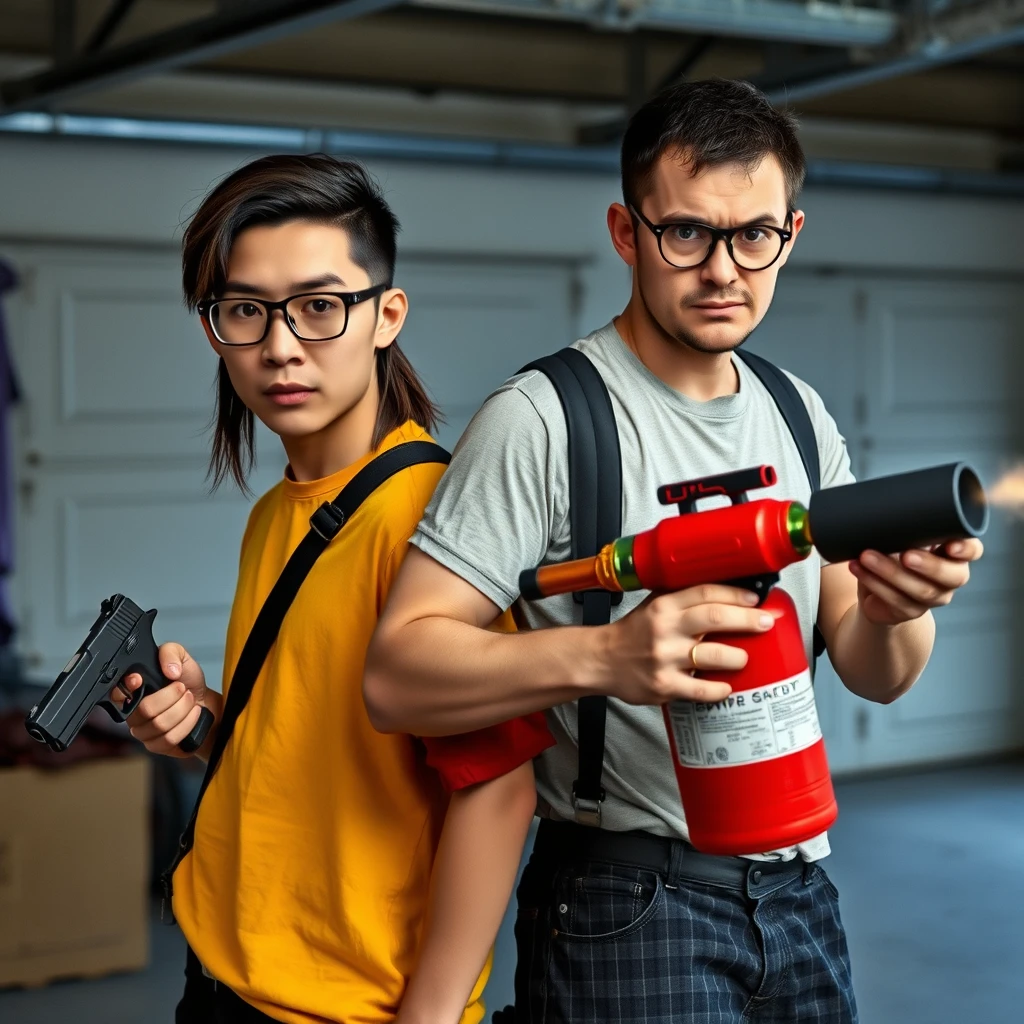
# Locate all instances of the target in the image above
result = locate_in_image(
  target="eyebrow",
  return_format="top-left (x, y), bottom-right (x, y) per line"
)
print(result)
top-left (660, 211), bottom-right (783, 227)
top-left (220, 273), bottom-right (348, 295)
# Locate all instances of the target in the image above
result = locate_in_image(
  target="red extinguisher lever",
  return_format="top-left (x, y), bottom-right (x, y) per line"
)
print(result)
top-left (658, 464), bottom-right (777, 514)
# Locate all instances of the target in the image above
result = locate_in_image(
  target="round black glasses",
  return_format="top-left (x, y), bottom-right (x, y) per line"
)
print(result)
top-left (629, 205), bottom-right (794, 272)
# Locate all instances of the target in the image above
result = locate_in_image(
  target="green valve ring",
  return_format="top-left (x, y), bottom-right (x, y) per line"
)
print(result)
top-left (787, 502), bottom-right (813, 556)
top-left (611, 535), bottom-right (641, 591)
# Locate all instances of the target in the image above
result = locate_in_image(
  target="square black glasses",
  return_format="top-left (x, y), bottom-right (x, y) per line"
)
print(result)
top-left (198, 283), bottom-right (388, 346)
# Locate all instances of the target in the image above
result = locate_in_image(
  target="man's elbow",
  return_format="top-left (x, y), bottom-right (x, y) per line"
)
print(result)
top-left (363, 636), bottom-right (404, 734)
top-left (841, 672), bottom-right (920, 706)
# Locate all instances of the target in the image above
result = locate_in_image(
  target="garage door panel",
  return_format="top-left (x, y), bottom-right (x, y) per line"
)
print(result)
top-left (878, 304), bottom-right (1010, 415)
top-left (58, 286), bottom-right (213, 423)
top-left (398, 258), bottom-right (576, 433)
top-left (9, 251), bottom-right (284, 473)
top-left (856, 275), bottom-right (1023, 769)
top-left (865, 281), bottom-right (1022, 443)
top-left (20, 464), bottom-right (273, 683)
top-left (19, 258), bottom-right (218, 461)
top-left (746, 276), bottom-right (859, 442)
top-left (59, 488), bottom-right (245, 627)
top-left (890, 610), bottom-right (1014, 726)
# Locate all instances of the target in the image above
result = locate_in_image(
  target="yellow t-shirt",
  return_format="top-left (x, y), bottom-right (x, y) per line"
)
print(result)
top-left (172, 421), bottom-right (488, 1024)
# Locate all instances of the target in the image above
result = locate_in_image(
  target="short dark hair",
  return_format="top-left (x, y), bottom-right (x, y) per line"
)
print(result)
top-left (621, 78), bottom-right (806, 213)
top-left (182, 153), bottom-right (439, 491)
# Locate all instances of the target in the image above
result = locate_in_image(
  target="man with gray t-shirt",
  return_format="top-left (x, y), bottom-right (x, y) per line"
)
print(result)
top-left (366, 79), bottom-right (982, 1023)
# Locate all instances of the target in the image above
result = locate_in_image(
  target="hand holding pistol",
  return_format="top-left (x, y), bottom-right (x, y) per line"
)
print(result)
top-left (25, 594), bottom-right (216, 757)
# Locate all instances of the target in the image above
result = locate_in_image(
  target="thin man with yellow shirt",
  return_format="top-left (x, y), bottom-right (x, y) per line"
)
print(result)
top-left (115, 154), bottom-right (552, 1024)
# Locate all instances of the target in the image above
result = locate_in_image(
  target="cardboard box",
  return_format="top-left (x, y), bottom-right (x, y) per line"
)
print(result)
top-left (0, 755), bottom-right (151, 988)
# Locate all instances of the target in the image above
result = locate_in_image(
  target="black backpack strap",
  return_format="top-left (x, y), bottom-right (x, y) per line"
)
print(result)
top-left (519, 349), bottom-right (621, 827)
top-left (735, 350), bottom-right (820, 491)
top-left (735, 349), bottom-right (827, 665)
top-left (161, 440), bottom-right (450, 921)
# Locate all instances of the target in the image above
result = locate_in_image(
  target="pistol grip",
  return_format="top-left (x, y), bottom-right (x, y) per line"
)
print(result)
top-left (119, 677), bottom-right (214, 754)
top-left (118, 610), bottom-right (214, 754)
top-left (180, 707), bottom-right (214, 754)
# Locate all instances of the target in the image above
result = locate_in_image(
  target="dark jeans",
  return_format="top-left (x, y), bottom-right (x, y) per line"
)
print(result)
top-left (176, 947), bottom-right (282, 1024)
top-left (505, 820), bottom-right (858, 1024)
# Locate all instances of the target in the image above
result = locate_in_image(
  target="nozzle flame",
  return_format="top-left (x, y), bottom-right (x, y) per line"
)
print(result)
top-left (989, 464), bottom-right (1024, 518)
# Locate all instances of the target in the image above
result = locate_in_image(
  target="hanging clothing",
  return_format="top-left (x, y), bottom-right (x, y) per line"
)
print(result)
top-left (0, 259), bottom-right (21, 646)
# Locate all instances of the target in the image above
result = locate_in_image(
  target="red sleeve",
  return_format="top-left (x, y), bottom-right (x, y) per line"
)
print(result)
top-left (422, 713), bottom-right (555, 792)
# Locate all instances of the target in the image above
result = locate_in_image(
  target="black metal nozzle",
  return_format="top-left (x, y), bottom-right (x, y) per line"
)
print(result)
top-left (808, 462), bottom-right (988, 564)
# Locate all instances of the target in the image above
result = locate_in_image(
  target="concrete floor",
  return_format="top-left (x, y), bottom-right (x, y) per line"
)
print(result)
top-left (2, 759), bottom-right (1022, 1023)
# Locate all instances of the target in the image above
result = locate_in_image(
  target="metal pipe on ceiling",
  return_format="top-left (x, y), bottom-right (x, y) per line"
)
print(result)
top-left (408, 0), bottom-right (901, 47)
top-left (3, 110), bottom-right (1023, 200)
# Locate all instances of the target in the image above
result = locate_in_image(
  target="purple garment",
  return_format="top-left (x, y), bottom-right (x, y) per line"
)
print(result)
top-left (0, 260), bottom-right (21, 645)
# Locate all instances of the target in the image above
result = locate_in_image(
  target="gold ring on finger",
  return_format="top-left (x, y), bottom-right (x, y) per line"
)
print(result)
top-left (690, 642), bottom-right (701, 669)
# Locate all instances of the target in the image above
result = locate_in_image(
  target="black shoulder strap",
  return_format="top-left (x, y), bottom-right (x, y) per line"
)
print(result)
top-left (735, 349), bottom-right (827, 663)
top-left (735, 349), bottom-right (820, 491)
top-left (161, 440), bottom-right (450, 919)
top-left (519, 349), bottom-right (620, 827)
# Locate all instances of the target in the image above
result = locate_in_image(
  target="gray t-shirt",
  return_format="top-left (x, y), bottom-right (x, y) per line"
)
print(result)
top-left (412, 322), bottom-right (855, 862)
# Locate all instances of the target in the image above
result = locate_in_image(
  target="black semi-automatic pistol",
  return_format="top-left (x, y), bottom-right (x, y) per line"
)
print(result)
top-left (24, 594), bottom-right (214, 754)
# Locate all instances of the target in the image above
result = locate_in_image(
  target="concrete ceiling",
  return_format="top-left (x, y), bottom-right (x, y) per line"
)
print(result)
top-left (0, 1), bottom-right (1021, 172)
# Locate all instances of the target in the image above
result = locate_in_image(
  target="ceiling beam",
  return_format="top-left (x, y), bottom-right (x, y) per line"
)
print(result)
top-left (749, 49), bottom-right (862, 97)
top-left (576, 33), bottom-right (717, 144)
top-left (761, 0), bottom-right (1024, 104)
top-left (626, 33), bottom-right (648, 117)
top-left (84, 0), bottom-right (142, 53)
top-left (51, 0), bottom-right (76, 64)
top-left (1, 0), bottom-right (403, 114)
top-left (653, 34), bottom-right (714, 94)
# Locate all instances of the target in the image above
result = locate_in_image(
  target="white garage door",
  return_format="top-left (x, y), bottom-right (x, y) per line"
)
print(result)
top-left (0, 243), bottom-right (578, 689)
top-left (750, 269), bottom-right (1024, 773)
top-left (398, 255), bottom-right (579, 451)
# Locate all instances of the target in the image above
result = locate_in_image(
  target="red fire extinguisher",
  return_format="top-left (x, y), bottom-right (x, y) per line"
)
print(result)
top-left (661, 585), bottom-right (835, 855)
top-left (520, 464), bottom-right (836, 855)
top-left (521, 460), bottom-right (989, 856)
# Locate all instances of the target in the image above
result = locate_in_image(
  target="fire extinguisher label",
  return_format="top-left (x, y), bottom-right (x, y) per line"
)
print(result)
top-left (668, 669), bottom-right (821, 768)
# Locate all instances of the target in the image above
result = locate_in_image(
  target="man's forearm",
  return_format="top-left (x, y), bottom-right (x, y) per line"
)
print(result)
top-left (368, 549), bottom-right (759, 736)
top-left (365, 617), bottom-right (605, 736)
top-left (830, 604), bottom-right (936, 703)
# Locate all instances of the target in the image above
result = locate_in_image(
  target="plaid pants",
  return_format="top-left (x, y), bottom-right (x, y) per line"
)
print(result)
top-left (504, 823), bottom-right (858, 1024)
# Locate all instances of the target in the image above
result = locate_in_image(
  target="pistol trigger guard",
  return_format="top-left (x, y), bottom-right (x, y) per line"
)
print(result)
top-left (97, 697), bottom-right (130, 723)
top-left (119, 680), bottom-right (147, 718)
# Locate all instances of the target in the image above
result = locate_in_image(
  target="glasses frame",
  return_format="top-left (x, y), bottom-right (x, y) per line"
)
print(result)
top-left (629, 205), bottom-right (794, 272)
top-left (198, 283), bottom-right (388, 346)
